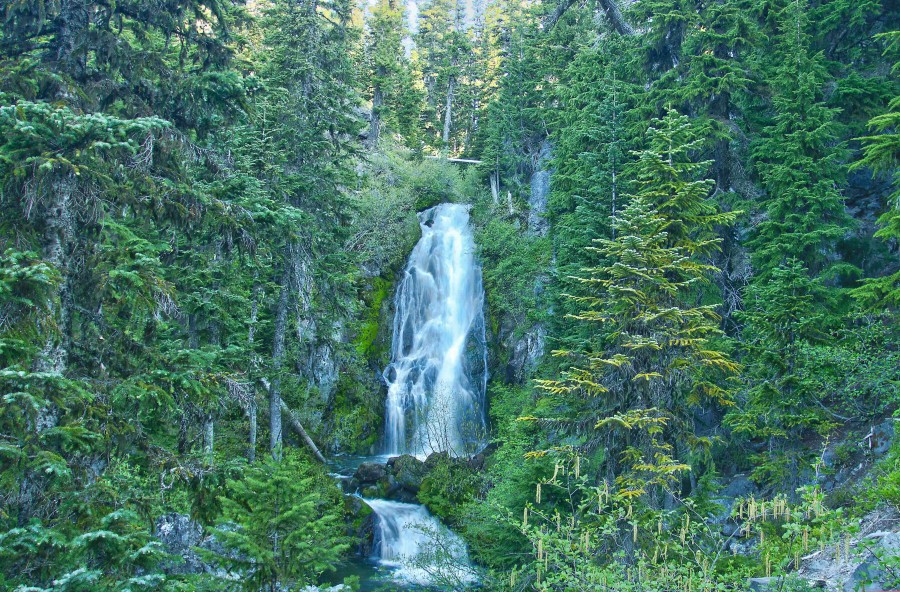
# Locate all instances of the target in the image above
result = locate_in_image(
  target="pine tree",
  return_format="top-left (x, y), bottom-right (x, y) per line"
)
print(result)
top-left (852, 30), bottom-right (900, 309)
top-left (748, 0), bottom-right (852, 280)
top-left (365, 0), bottom-right (408, 146)
top-left (725, 259), bottom-right (838, 487)
top-left (214, 451), bottom-right (351, 590)
top-left (535, 111), bottom-right (738, 495)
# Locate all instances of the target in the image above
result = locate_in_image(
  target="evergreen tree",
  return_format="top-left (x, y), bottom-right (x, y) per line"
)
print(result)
top-left (852, 30), bottom-right (900, 309)
top-left (726, 259), bottom-right (838, 487)
top-left (365, 0), bottom-right (422, 146)
top-left (535, 111), bottom-right (738, 495)
top-left (215, 451), bottom-right (351, 590)
top-left (748, 0), bottom-right (852, 280)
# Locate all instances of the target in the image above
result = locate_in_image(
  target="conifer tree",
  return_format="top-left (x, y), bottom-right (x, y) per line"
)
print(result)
top-left (535, 111), bottom-right (738, 494)
top-left (852, 30), bottom-right (900, 309)
top-left (726, 259), bottom-right (837, 487)
top-left (365, 0), bottom-right (407, 146)
top-left (748, 0), bottom-right (852, 280)
top-left (215, 451), bottom-right (351, 590)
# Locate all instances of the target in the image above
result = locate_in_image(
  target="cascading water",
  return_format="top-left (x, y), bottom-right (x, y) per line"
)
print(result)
top-left (365, 498), bottom-right (476, 585)
top-left (383, 203), bottom-right (488, 457)
top-left (334, 203), bottom-right (484, 589)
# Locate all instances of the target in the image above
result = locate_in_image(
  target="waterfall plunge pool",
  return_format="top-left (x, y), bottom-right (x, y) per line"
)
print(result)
top-left (327, 203), bottom-right (486, 590)
top-left (327, 455), bottom-right (479, 590)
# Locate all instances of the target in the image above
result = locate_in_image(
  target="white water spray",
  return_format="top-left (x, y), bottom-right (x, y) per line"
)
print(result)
top-left (383, 203), bottom-right (487, 456)
top-left (365, 498), bottom-right (476, 586)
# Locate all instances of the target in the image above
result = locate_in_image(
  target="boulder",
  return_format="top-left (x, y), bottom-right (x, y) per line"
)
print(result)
top-left (154, 513), bottom-right (234, 577)
top-left (388, 454), bottom-right (427, 494)
top-left (354, 461), bottom-right (387, 484)
top-left (344, 496), bottom-right (376, 557)
top-left (425, 451), bottom-right (451, 470)
top-left (749, 577), bottom-right (780, 591)
top-left (866, 420), bottom-right (896, 456)
top-left (155, 513), bottom-right (207, 575)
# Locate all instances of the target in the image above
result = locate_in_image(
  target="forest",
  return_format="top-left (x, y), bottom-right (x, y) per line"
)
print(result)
top-left (0, 0), bottom-right (898, 590)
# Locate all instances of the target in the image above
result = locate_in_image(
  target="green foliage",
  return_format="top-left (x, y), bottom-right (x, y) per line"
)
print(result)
top-left (727, 260), bottom-right (839, 485)
top-left (747, 0), bottom-right (853, 280)
top-left (852, 30), bottom-right (900, 310)
top-left (473, 212), bottom-right (550, 328)
top-left (418, 456), bottom-right (482, 525)
top-left (213, 451), bottom-right (351, 590)
top-left (534, 111), bottom-right (738, 491)
top-left (0, 510), bottom-right (170, 591)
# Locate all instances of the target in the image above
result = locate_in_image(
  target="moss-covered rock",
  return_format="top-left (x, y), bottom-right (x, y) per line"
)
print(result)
top-left (387, 454), bottom-right (427, 494)
top-left (343, 495), bottom-right (376, 556)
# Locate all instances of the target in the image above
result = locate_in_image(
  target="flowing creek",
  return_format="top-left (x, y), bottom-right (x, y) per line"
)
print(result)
top-left (328, 204), bottom-right (486, 589)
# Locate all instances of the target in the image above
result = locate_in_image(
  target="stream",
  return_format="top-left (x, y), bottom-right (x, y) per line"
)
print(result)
top-left (330, 204), bottom-right (487, 590)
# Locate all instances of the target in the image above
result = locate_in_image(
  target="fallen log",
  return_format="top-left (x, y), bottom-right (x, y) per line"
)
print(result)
top-left (280, 400), bottom-right (327, 464)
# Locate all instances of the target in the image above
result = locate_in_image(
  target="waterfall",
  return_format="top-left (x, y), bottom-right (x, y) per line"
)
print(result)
top-left (366, 498), bottom-right (475, 585)
top-left (383, 203), bottom-right (488, 456)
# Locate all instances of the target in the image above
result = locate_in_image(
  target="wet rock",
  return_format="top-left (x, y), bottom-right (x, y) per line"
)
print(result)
top-left (355, 462), bottom-right (387, 484)
top-left (425, 451), bottom-right (451, 470)
top-left (505, 324), bottom-right (546, 383)
top-left (361, 481), bottom-right (388, 499)
top-left (388, 454), bottom-right (427, 494)
top-left (344, 496), bottom-right (376, 556)
top-left (528, 139), bottom-right (552, 236)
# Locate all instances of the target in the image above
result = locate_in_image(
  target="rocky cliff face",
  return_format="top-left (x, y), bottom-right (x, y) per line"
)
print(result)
top-left (528, 139), bottom-right (552, 236)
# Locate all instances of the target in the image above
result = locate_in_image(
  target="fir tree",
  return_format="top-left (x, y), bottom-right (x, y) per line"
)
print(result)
top-left (214, 451), bottom-right (351, 590)
top-left (852, 30), bottom-right (900, 309)
top-left (535, 111), bottom-right (739, 496)
top-left (748, 0), bottom-right (852, 280)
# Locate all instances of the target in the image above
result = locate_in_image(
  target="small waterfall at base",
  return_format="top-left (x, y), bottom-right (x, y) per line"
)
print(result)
top-left (365, 498), bottom-right (476, 586)
top-left (383, 203), bottom-right (488, 457)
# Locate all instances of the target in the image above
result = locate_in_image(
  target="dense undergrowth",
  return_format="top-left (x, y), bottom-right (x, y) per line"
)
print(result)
top-left (1, 0), bottom-right (899, 590)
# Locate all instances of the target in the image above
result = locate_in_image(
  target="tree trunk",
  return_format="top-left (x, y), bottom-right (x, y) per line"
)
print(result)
top-left (369, 70), bottom-right (385, 147)
top-left (35, 175), bottom-right (75, 378)
top-left (490, 171), bottom-right (500, 206)
top-left (203, 413), bottom-right (214, 465)
top-left (19, 175), bottom-right (76, 526)
top-left (269, 252), bottom-right (292, 461)
top-left (248, 400), bottom-right (257, 463)
top-left (280, 400), bottom-right (327, 463)
top-left (247, 280), bottom-right (259, 462)
top-left (598, 0), bottom-right (635, 36)
top-left (442, 75), bottom-right (455, 144)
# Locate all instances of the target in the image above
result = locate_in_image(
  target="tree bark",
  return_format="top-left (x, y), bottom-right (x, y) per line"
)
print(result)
top-left (545, 0), bottom-right (634, 36)
top-left (442, 75), bottom-right (455, 144)
top-left (369, 70), bottom-right (385, 147)
top-left (280, 400), bottom-right (327, 463)
top-left (269, 252), bottom-right (292, 461)
top-left (490, 170), bottom-right (500, 206)
top-left (202, 413), bottom-right (214, 465)
top-left (247, 280), bottom-right (259, 462)
top-left (598, 0), bottom-right (635, 36)
top-left (248, 401), bottom-right (258, 463)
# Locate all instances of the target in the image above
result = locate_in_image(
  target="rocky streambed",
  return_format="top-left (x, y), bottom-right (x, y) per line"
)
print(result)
top-left (332, 451), bottom-right (483, 589)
